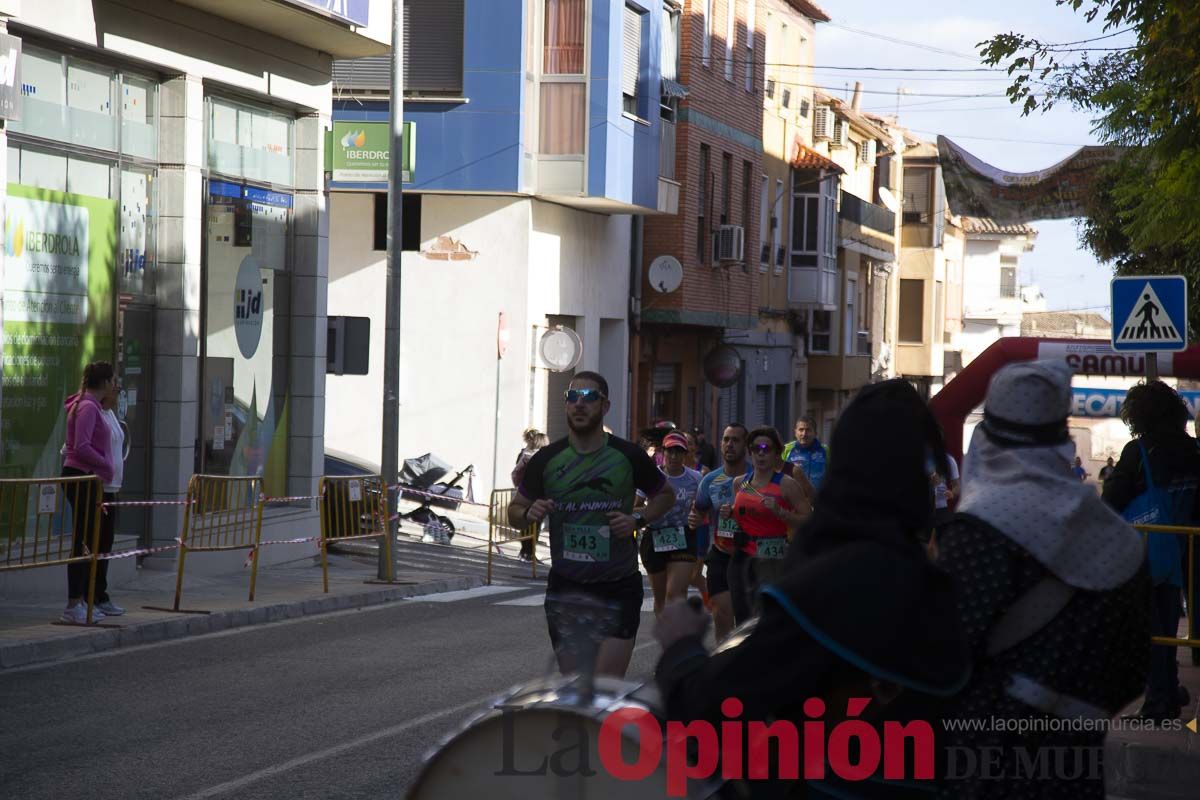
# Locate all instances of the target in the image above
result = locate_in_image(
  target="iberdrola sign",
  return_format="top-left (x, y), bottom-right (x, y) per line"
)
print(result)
top-left (329, 121), bottom-right (414, 184)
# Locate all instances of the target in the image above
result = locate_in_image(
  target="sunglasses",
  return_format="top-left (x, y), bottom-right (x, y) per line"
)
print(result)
top-left (750, 443), bottom-right (775, 454)
top-left (564, 388), bottom-right (606, 404)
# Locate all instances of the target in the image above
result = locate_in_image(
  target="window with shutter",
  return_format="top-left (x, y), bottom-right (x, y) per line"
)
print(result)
top-left (622, 6), bottom-right (643, 116)
top-left (813, 106), bottom-right (830, 139)
top-left (403, 0), bottom-right (465, 95)
top-left (903, 169), bottom-right (931, 224)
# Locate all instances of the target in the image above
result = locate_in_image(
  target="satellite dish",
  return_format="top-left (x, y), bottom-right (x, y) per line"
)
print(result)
top-left (539, 327), bottom-right (583, 372)
top-left (878, 186), bottom-right (900, 213)
top-left (648, 255), bottom-right (683, 294)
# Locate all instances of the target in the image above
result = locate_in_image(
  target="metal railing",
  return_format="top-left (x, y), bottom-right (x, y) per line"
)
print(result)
top-left (1, 475), bottom-right (104, 623)
top-left (659, 118), bottom-right (676, 180)
top-left (319, 474), bottom-right (393, 593)
top-left (839, 192), bottom-right (896, 236)
top-left (171, 475), bottom-right (264, 611)
top-left (487, 488), bottom-right (539, 585)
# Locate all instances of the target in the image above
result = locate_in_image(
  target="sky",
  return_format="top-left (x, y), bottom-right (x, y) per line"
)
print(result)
top-left (812, 0), bottom-right (1132, 320)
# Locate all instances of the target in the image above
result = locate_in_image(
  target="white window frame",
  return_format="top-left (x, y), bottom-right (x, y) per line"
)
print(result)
top-left (622, 4), bottom-right (644, 119)
top-left (759, 174), bottom-right (770, 271)
top-left (725, 0), bottom-right (736, 81)
top-left (703, 0), bottom-right (713, 67)
top-left (810, 309), bottom-right (832, 355)
top-left (773, 177), bottom-right (784, 274)
top-left (745, 0), bottom-right (755, 92)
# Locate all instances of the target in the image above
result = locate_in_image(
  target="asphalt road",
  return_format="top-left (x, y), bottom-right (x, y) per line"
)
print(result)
top-left (1, 580), bottom-right (664, 800)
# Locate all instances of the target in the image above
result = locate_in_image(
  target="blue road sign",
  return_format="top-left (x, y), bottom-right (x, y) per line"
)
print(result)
top-left (1111, 275), bottom-right (1188, 352)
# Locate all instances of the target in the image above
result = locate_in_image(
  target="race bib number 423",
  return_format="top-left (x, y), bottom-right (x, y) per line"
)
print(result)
top-left (652, 526), bottom-right (688, 553)
top-left (563, 524), bottom-right (611, 562)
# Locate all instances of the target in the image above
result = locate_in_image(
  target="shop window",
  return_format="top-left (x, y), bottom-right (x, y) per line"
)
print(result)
top-left (120, 168), bottom-right (157, 297)
top-left (200, 181), bottom-right (292, 495)
top-left (2, 146), bottom-right (117, 477)
top-left (12, 47), bottom-right (119, 153)
top-left (121, 74), bottom-right (157, 160)
top-left (207, 97), bottom-right (293, 186)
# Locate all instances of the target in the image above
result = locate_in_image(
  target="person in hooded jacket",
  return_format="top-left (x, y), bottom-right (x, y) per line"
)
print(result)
top-left (654, 380), bottom-right (971, 799)
top-left (1102, 379), bottom-right (1200, 718)
top-left (939, 360), bottom-right (1150, 799)
top-left (60, 361), bottom-right (117, 625)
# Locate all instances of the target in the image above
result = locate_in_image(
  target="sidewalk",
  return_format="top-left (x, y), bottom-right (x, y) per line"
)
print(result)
top-left (0, 550), bottom-right (483, 670)
top-left (1107, 650), bottom-right (1200, 799)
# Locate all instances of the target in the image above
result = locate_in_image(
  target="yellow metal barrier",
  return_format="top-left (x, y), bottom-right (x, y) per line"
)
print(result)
top-left (319, 474), bottom-right (393, 592)
top-left (170, 475), bottom-right (264, 612)
top-left (1, 475), bottom-right (104, 623)
top-left (1135, 524), bottom-right (1199, 649)
top-left (487, 488), bottom-right (539, 585)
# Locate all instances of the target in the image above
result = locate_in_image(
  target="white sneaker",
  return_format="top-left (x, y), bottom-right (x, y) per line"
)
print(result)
top-left (60, 605), bottom-right (106, 625)
top-left (96, 600), bottom-right (125, 616)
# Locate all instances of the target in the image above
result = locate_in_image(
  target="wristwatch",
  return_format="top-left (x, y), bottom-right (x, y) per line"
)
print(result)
top-left (631, 512), bottom-right (647, 530)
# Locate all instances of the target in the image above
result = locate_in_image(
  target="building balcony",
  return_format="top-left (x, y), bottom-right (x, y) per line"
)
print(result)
top-left (808, 353), bottom-right (871, 391)
top-left (839, 192), bottom-right (896, 261)
top-left (840, 192), bottom-right (895, 236)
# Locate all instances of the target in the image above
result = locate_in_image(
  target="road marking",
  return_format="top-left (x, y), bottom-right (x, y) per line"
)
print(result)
top-left (406, 584), bottom-right (524, 603)
top-left (172, 696), bottom-right (490, 800)
top-left (495, 592), bottom-right (547, 607)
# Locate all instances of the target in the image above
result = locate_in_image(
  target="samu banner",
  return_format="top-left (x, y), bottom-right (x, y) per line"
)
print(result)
top-left (937, 136), bottom-right (1120, 223)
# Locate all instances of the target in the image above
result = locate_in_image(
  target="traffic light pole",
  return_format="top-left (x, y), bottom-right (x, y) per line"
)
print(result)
top-left (380, 0), bottom-right (404, 580)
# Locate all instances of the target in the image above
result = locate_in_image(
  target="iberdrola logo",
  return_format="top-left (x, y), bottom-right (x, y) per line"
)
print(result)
top-left (340, 129), bottom-right (367, 148)
top-left (3, 216), bottom-right (24, 258)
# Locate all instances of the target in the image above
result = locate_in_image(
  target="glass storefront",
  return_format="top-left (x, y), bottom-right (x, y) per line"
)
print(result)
top-left (1, 45), bottom-right (157, 479)
top-left (199, 97), bottom-right (295, 497)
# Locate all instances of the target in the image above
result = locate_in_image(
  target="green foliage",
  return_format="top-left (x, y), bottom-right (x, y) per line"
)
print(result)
top-left (981, 1), bottom-right (1200, 336)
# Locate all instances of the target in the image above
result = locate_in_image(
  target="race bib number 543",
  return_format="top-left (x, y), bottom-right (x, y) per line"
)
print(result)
top-left (563, 524), bottom-right (611, 562)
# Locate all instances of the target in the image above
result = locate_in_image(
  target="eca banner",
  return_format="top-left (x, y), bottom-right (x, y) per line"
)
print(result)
top-left (1072, 387), bottom-right (1200, 419)
top-left (1, 184), bottom-right (115, 477)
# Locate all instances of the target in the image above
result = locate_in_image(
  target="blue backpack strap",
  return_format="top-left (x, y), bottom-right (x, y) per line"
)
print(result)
top-left (1136, 440), bottom-right (1157, 492)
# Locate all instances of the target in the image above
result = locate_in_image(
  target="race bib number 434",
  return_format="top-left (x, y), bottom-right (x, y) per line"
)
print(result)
top-left (563, 524), bottom-right (611, 562)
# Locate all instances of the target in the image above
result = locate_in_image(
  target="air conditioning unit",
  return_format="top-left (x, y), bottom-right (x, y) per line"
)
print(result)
top-left (830, 119), bottom-right (850, 148)
top-left (712, 225), bottom-right (745, 263)
top-left (813, 106), bottom-right (832, 140)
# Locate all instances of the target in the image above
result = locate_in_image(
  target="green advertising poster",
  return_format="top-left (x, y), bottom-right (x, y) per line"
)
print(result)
top-left (2, 183), bottom-right (116, 478)
top-left (328, 121), bottom-right (415, 183)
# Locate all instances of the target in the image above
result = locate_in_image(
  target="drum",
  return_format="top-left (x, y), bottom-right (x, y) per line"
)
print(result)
top-left (408, 674), bottom-right (724, 799)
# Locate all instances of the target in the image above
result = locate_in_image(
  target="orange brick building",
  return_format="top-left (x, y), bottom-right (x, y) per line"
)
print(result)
top-left (633, 0), bottom-right (766, 438)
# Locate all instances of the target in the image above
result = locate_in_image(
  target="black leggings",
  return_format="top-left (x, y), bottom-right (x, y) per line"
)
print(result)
top-left (62, 466), bottom-right (101, 600)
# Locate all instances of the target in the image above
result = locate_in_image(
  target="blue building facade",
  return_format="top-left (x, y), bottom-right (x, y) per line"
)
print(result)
top-left (331, 0), bottom-right (663, 213)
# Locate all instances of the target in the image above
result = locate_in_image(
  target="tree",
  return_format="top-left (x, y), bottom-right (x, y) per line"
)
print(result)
top-left (981, 1), bottom-right (1200, 332)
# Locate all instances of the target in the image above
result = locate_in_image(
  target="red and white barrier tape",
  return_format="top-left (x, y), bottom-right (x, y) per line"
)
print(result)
top-left (243, 535), bottom-right (321, 567)
top-left (260, 494), bottom-right (322, 505)
top-left (102, 499), bottom-right (195, 508)
top-left (97, 541), bottom-right (181, 560)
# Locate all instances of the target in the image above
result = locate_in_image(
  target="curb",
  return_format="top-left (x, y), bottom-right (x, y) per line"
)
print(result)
top-left (0, 575), bottom-right (484, 670)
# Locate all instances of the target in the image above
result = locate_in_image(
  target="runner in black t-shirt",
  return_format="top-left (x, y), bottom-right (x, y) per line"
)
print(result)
top-left (509, 371), bottom-right (675, 678)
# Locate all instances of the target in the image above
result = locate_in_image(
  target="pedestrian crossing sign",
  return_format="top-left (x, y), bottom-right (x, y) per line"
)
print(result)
top-left (1111, 276), bottom-right (1188, 352)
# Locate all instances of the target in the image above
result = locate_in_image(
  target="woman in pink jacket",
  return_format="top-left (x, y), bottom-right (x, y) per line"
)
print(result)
top-left (61, 362), bottom-right (116, 625)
